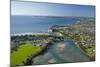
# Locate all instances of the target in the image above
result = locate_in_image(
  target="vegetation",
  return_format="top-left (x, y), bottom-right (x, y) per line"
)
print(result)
top-left (50, 19), bottom-right (95, 60)
top-left (63, 32), bottom-right (95, 59)
top-left (11, 43), bottom-right (42, 67)
top-left (11, 18), bottom-right (95, 66)
top-left (11, 34), bottom-right (64, 66)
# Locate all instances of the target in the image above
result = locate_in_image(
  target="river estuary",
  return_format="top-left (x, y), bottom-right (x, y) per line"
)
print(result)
top-left (33, 39), bottom-right (92, 64)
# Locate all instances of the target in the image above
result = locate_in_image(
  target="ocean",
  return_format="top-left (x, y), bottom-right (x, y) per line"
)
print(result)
top-left (11, 16), bottom-right (79, 34)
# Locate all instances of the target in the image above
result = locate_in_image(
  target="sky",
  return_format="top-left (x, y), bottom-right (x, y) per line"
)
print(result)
top-left (11, 1), bottom-right (95, 17)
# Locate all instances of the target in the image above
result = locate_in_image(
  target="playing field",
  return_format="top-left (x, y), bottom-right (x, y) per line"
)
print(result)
top-left (11, 43), bottom-right (42, 66)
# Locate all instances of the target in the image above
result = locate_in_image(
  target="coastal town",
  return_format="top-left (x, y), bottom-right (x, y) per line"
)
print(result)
top-left (49, 18), bottom-right (95, 59)
top-left (11, 18), bottom-right (95, 66)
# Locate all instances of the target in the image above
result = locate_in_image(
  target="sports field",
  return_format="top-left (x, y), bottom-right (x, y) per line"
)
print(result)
top-left (11, 43), bottom-right (42, 66)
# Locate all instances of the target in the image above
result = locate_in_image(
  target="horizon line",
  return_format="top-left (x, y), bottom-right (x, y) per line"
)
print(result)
top-left (11, 15), bottom-right (95, 18)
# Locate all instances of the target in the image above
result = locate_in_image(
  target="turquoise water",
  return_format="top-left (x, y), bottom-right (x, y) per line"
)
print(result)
top-left (49, 44), bottom-right (64, 63)
top-left (33, 39), bottom-right (92, 64)
top-left (48, 40), bottom-right (91, 63)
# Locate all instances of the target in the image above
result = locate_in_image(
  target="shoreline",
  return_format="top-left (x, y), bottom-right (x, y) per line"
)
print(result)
top-left (59, 32), bottom-right (94, 61)
top-left (11, 32), bottom-right (49, 36)
top-left (67, 37), bottom-right (94, 61)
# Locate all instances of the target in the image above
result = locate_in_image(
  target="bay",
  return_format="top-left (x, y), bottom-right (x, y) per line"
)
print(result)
top-left (11, 16), bottom-right (79, 34)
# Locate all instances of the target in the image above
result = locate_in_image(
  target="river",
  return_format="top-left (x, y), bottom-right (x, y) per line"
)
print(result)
top-left (49, 39), bottom-right (92, 63)
top-left (33, 39), bottom-right (92, 64)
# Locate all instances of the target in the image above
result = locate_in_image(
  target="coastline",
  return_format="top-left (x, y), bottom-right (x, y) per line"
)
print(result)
top-left (11, 32), bottom-right (49, 36)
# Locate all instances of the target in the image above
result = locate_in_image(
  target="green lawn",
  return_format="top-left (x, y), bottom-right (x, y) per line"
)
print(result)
top-left (11, 43), bottom-right (42, 66)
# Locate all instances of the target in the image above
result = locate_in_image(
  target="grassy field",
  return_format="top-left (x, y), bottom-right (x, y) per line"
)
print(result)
top-left (11, 43), bottom-right (42, 66)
